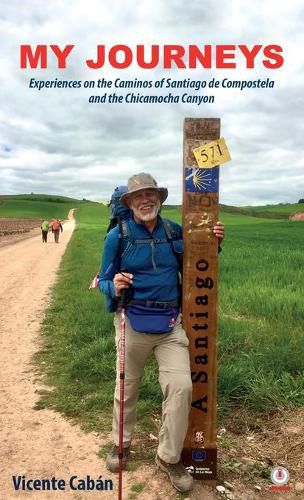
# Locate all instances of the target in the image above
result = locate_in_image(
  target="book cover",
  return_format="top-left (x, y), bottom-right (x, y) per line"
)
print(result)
top-left (0, 1), bottom-right (303, 499)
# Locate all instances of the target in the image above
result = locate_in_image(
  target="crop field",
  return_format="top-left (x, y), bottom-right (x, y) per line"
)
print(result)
top-left (0, 194), bottom-right (86, 239)
top-left (28, 200), bottom-right (304, 437)
top-left (0, 217), bottom-right (41, 236)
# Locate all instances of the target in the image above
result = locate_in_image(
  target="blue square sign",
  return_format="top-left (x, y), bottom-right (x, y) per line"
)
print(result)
top-left (185, 167), bottom-right (219, 193)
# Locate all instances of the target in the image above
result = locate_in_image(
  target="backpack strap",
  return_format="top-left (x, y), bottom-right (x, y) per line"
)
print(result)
top-left (115, 218), bottom-right (128, 271)
top-left (120, 218), bottom-right (177, 245)
top-left (131, 238), bottom-right (168, 244)
top-left (118, 218), bottom-right (183, 270)
top-left (162, 218), bottom-right (183, 268)
top-left (162, 218), bottom-right (178, 241)
top-left (120, 219), bottom-right (129, 239)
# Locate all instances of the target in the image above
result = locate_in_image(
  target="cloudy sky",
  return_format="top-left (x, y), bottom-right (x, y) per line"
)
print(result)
top-left (0, 0), bottom-right (303, 206)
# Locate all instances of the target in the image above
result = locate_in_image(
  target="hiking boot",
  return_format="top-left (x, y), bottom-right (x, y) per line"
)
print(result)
top-left (106, 445), bottom-right (130, 473)
top-left (155, 454), bottom-right (193, 493)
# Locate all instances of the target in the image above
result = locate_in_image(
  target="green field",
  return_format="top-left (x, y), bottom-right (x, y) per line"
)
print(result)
top-left (243, 202), bottom-right (303, 215)
top-left (21, 199), bottom-right (303, 436)
top-left (221, 202), bottom-right (304, 220)
top-left (0, 194), bottom-right (85, 219)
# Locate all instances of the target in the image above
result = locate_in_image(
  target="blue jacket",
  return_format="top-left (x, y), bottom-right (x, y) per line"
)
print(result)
top-left (99, 216), bottom-right (182, 304)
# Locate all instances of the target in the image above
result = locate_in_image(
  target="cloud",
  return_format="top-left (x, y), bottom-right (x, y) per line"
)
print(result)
top-left (0, 0), bottom-right (303, 206)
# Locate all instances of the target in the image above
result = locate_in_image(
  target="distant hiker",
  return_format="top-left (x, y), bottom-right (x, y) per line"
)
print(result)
top-left (41, 220), bottom-right (49, 243)
top-left (50, 219), bottom-right (63, 243)
top-left (99, 173), bottom-right (225, 493)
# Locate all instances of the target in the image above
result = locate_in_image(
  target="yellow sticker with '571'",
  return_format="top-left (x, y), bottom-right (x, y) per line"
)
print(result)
top-left (193, 138), bottom-right (231, 168)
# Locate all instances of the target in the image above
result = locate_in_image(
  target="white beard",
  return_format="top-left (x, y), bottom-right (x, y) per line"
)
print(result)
top-left (132, 200), bottom-right (160, 222)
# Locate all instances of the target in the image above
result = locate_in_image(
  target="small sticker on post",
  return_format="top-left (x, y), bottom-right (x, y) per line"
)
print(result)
top-left (193, 138), bottom-right (231, 168)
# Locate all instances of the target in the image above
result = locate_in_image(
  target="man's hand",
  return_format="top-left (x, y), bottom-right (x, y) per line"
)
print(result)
top-left (213, 221), bottom-right (225, 245)
top-left (113, 272), bottom-right (133, 297)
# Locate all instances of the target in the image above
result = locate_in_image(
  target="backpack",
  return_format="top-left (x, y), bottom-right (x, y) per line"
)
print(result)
top-left (106, 186), bottom-right (131, 233)
top-left (52, 220), bottom-right (61, 230)
top-left (89, 186), bottom-right (131, 290)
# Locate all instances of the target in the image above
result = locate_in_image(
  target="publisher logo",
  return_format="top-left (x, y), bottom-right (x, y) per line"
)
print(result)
top-left (269, 466), bottom-right (290, 492)
top-left (271, 466), bottom-right (289, 486)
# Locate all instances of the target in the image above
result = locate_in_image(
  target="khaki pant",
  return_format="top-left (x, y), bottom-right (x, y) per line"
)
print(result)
top-left (112, 312), bottom-right (192, 463)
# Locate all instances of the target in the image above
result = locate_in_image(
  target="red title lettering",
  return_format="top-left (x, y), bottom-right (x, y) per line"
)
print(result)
top-left (20, 44), bottom-right (284, 69)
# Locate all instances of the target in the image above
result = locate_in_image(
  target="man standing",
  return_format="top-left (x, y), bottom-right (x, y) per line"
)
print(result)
top-left (99, 173), bottom-right (224, 493)
top-left (50, 218), bottom-right (63, 243)
top-left (40, 219), bottom-right (49, 243)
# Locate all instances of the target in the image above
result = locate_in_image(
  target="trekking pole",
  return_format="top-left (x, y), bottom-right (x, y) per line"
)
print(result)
top-left (118, 287), bottom-right (127, 500)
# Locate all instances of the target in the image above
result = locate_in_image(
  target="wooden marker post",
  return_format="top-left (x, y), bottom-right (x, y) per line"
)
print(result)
top-left (182, 118), bottom-right (220, 483)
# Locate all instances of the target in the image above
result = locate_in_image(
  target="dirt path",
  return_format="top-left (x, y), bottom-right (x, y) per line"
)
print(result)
top-left (0, 211), bottom-right (217, 500)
